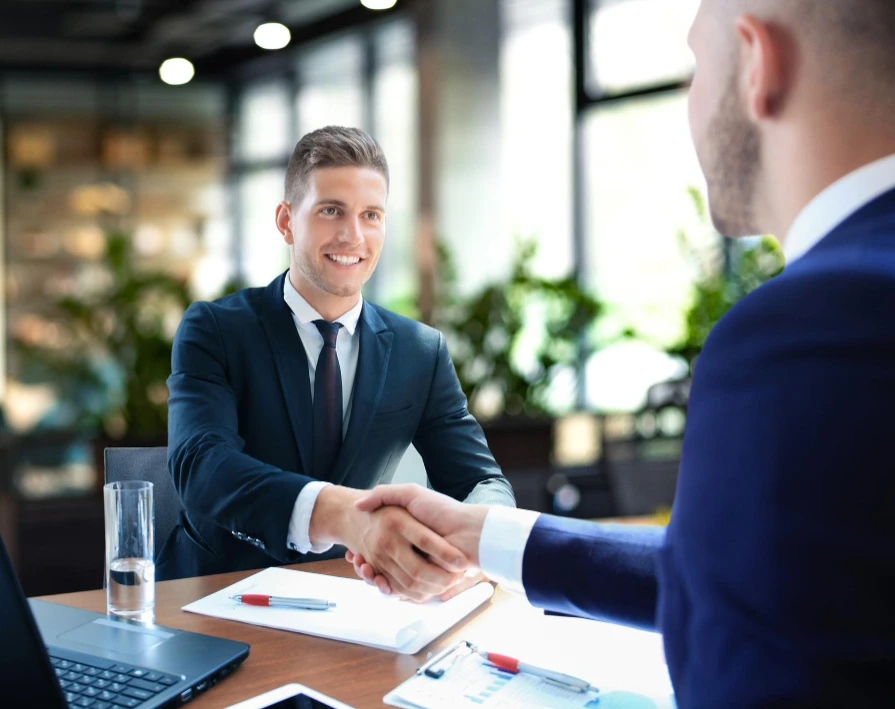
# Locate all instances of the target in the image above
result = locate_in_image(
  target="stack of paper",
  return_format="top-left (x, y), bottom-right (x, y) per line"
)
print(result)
top-left (182, 567), bottom-right (494, 654)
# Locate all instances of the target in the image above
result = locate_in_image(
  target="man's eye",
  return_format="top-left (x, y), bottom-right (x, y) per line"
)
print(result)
top-left (365, 212), bottom-right (380, 221)
top-left (321, 207), bottom-right (338, 216)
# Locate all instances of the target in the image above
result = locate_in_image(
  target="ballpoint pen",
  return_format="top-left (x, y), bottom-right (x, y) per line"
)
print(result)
top-left (230, 594), bottom-right (336, 611)
top-left (478, 650), bottom-right (594, 693)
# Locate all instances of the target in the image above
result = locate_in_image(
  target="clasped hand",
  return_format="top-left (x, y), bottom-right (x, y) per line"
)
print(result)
top-left (344, 484), bottom-right (490, 602)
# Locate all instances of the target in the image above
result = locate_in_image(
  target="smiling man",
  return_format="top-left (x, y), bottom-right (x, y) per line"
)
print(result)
top-left (157, 126), bottom-right (514, 598)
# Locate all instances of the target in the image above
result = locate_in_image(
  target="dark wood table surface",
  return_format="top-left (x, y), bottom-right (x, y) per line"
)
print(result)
top-left (39, 559), bottom-right (514, 708)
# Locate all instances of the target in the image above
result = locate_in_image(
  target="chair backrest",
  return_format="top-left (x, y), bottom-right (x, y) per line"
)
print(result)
top-left (103, 447), bottom-right (180, 560)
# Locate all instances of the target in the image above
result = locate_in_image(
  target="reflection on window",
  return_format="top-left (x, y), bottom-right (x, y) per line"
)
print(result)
top-left (588, 0), bottom-right (698, 95)
top-left (501, 0), bottom-right (574, 280)
top-left (239, 169), bottom-right (288, 286)
top-left (584, 91), bottom-right (712, 409)
top-left (372, 19), bottom-right (418, 309)
top-left (238, 82), bottom-right (291, 162)
top-left (297, 36), bottom-right (364, 134)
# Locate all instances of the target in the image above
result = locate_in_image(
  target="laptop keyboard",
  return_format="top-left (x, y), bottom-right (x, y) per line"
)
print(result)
top-left (50, 655), bottom-right (181, 708)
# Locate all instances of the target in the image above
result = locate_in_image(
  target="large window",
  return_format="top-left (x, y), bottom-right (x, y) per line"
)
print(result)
top-left (584, 92), bottom-right (706, 349)
top-left (587, 0), bottom-right (698, 96)
top-left (239, 168), bottom-right (289, 287)
top-left (238, 81), bottom-right (291, 163)
top-left (296, 36), bottom-right (364, 135)
top-left (579, 0), bottom-right (707, 411)
top-left (372, 20), bottom-right (419, 309)
top-left (500, 0), bottom-right (574, 281)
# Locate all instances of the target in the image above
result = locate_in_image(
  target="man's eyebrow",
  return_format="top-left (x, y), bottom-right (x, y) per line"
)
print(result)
top-left (312, 199), bottom-right (384, 212)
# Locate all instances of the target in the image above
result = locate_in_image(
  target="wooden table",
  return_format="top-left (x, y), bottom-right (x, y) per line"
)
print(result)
top-left (40, 559), bottom-right (516, 708)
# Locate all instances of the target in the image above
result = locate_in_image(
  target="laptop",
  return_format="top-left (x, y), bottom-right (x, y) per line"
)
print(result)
top-left (0, 533), bottom-right (249, 708)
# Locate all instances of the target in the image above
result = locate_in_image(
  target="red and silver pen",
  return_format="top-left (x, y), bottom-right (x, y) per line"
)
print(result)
top-left (230, 594), bottom-right (336, 610)
top-left (479, 651), bottom-right (593, 693)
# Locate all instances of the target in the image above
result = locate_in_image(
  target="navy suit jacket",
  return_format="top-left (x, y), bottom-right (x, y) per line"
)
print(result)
top-left (520, 188), bottom-right (895, 707)
top-left (157, 271), bottom-right (514, 581)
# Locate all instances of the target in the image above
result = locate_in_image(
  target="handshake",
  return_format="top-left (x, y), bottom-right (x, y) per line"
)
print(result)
top-left (309, 484), bottom-right (491, 603)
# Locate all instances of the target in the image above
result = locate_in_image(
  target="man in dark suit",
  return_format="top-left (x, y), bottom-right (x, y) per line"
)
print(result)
top-left (157, 126), bottom-right (514, 597)
top-left (350, 0), bottom-right (895, 705)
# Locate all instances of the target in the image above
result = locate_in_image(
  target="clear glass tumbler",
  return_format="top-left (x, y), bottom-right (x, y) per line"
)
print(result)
top-left (103, 481), bottom-right (155, 623)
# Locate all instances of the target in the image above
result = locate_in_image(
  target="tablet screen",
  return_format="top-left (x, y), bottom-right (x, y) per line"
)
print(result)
top-left (261, 694), bottom-right (342, 709)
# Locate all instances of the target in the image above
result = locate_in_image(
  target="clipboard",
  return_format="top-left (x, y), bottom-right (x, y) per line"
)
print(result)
top-left (383, 640), bottom-right (603, 709)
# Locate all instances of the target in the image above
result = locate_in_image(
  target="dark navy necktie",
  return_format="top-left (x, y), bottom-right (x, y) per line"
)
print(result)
top-left (312, 319), bottom-right (344, 480)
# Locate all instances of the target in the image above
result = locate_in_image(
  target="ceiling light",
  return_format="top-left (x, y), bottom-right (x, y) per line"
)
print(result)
top-left (159, 58), bottom-right (195, 86)
top-left (360, 0), bottom-right (397, 9)
top-left (254, 22), bottom-right (291, 50)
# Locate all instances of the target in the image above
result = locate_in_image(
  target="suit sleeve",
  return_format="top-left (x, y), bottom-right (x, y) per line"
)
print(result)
top-left (167, 302), bottom-right (313, 562)
top-left (661, 268), bottom-right (895, 708)
top-left (521, 517), bottom-right (664, 630)
top-left (412, 333), bottom-right (515, 507)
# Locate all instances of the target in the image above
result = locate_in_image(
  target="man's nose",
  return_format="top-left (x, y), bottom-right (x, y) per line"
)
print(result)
top-left (338, 217), bottom-right (364, 245)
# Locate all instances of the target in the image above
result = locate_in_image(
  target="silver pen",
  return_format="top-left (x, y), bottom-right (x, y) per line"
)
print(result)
top-left (230, 593), bottom-right (336, 610)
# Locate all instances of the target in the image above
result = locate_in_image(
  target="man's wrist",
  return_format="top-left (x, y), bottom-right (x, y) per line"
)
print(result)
top-left (308, 485), bottom-right (364, 547)
top-left (459, 505), bottom-right (489, 566)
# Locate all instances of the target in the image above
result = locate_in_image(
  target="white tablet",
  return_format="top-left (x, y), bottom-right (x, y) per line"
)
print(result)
top-left (225, 683), bottom-right (355, 709)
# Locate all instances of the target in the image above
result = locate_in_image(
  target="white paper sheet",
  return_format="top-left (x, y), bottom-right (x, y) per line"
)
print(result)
top-left (182, 567), bottom-right (494, 654)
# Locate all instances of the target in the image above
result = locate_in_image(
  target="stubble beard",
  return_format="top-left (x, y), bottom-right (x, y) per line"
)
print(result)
top-left (704, 77), bottom-right (762, 238)
top-left (295, 245), bottom-right (370, 299)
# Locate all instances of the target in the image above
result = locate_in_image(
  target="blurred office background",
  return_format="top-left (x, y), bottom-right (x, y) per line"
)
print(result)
top-left (0, 0), bottom-right (782, 595)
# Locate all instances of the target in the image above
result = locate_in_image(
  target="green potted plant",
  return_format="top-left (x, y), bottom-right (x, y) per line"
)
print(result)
top-left (430, 238), bottom-right (602, 470)
top-left (670, 188), bottom-right (784, 371)
top-left (14, 229), bottom-right (193, 441)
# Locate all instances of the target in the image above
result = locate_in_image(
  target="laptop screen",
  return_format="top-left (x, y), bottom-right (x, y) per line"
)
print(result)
top-left (0, 533), bottom-right (66, 708)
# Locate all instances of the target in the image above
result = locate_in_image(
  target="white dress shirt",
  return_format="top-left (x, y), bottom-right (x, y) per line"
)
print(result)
top-left (477, 152), bottom-right (895, 592)
top-left (783, 152), bottom-right (895, 263)
top-left (283, 274), bottom-right (363, 554)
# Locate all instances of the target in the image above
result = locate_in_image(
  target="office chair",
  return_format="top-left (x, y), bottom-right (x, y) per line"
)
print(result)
top-left (103, 447), bottom-right (180, 560)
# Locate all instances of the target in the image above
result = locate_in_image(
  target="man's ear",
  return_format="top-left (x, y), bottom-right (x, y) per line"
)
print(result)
top-left (735, 13), bottom-right (785, 121)
top-left (275, 201), bottom-right (293, 244)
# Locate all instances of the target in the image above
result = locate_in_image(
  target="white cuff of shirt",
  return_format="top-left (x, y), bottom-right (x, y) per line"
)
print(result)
top-left (478, 506), bottom-right (540, 595)
top-left (287, 481), bottom-right (334, 554)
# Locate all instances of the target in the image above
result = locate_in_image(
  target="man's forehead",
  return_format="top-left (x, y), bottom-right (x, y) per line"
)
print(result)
top-left (301, 166), bottom-right (387, 208)
top-left (306, 165), bottom-right (386, 192)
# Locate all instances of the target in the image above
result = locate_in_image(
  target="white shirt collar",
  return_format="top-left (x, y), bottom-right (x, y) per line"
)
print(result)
top-left (283, 272), bottom-right (363, 336)
top-left (784, 152), bottom-right (895, 264)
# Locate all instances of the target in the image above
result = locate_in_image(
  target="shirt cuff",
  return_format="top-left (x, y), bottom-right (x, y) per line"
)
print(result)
top-left (287, 481), bottom-right (334, 554)
top-left (478, 506), bottom-right (540, 595)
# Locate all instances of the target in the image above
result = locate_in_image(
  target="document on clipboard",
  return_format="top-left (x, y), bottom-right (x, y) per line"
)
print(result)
top-left (384, 640), bottom-right (603, 709)
top-left (385, 639), bottom-right (676, 709)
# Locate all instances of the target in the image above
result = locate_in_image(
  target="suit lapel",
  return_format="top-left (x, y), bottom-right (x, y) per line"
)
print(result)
top-left (331, 302), bottom-right (393, 486)
top-left (258, 272), bottom-right (315, 478)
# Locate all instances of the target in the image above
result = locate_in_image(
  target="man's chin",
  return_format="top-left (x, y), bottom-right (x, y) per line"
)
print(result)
top-left (709, 205), bottom-right (759, 239)
top-left (321, 282), bottom-right (363, 299)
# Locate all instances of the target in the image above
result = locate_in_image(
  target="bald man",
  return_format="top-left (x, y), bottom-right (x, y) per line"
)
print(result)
top-left (347, 1), bottom-right (895, 706)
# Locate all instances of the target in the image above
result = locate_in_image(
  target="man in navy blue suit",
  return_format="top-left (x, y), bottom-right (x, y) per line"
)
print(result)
top-left (157, 126), bottom-right (514, 597)
top-left (350, 0), bottom-right (895, 705)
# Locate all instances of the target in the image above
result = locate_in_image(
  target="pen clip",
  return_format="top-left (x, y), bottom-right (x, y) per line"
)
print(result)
top-left (542, 676), bottom-right (589, 694)
top-left (417, 640), bottom-right (476, 679)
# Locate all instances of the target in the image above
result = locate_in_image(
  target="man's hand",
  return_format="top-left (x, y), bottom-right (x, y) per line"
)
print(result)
top-left (309, 485), bottom-right (470, 602)
top-left (347, 549), bottom-right (487, 600)
top-left (347, 484), bottom-right (489, 597)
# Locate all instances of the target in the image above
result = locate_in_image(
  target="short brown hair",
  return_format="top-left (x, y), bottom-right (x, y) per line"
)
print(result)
top-left (284, 126), bottom-right (389, 205)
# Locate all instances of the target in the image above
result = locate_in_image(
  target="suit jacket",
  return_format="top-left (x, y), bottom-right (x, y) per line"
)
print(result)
top-left (157, 271), bottom-right (514, 581)
top-left (520, 187), bottom-right (895, 708)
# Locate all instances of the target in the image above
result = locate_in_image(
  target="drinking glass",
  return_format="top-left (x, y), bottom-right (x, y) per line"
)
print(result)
top-left (103, 481), bottom-right (154, 623)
